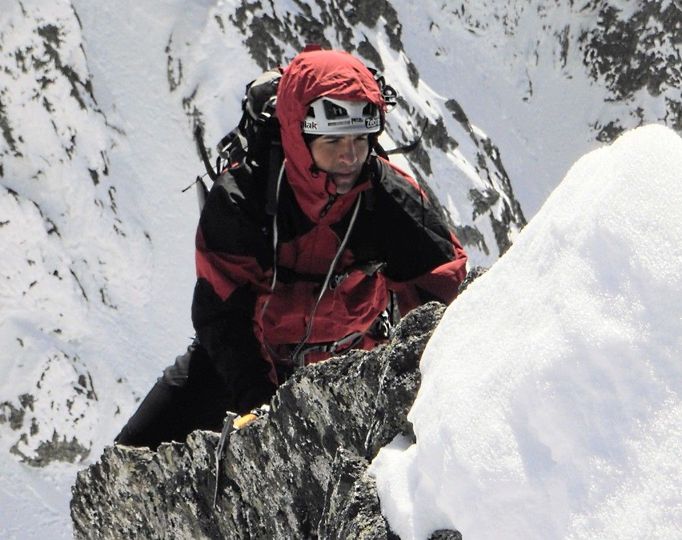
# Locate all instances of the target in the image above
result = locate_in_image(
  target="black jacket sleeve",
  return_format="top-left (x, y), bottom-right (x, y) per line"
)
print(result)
top-left (373, 159), bottom-right (468, 311)
top-left (191, 173), bottom-right (276, 413)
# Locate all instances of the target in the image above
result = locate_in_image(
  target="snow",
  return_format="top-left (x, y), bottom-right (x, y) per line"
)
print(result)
top-left (1, 1), bottom-right (198, 537)
top-left (1, 0), bottom-right (680, 538)
top-left (370, 124), bottom-right (682, 539)
top-left (393, 0), bottom-right (681, 219)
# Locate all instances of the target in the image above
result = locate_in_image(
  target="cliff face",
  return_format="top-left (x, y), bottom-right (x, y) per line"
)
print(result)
top-left (70, 303), bottom-right (459, 539)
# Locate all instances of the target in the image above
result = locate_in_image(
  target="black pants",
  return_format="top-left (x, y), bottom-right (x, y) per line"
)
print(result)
top-left (114, 341), bottom-right (237, 450)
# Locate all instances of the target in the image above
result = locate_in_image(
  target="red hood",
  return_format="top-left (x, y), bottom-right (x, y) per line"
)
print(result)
top-left (277, 49), bottom-right (384, 223)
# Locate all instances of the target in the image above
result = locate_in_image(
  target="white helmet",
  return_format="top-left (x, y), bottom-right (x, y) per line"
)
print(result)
top-left (302, 97), bottom-right (381, 135)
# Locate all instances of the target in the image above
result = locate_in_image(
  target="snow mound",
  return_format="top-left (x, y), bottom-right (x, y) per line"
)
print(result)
top-left (370, 124), bottom-right (682, 539)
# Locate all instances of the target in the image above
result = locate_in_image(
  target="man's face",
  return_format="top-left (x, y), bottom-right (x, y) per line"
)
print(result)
top-left (308, 134), bottom-right (370, 194)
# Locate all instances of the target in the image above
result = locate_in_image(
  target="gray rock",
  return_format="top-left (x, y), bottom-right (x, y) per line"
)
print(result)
top-left (428, 531), bottom-right (462, 540)
top-left (71, 302), bottom-right (448, 539)
top-left (318, 448), bottom-right (397, 540)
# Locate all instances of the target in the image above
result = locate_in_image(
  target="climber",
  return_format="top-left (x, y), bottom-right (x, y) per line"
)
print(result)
top-left (114, 46), bottom-right (468, 450)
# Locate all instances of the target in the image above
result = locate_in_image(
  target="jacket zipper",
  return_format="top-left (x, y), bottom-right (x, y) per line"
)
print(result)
top-left (320, 194), bottom-right (338, 218)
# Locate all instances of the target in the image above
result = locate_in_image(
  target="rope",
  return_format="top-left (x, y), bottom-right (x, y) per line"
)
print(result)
top-left (291, 192), bottom-right (363, 366)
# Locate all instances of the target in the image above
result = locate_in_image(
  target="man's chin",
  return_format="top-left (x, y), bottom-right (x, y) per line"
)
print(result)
top-left (330, 171), bottom-right (360, 193)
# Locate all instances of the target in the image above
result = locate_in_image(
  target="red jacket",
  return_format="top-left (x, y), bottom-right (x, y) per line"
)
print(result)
top-left (192, 49), bottom-right (467, 413)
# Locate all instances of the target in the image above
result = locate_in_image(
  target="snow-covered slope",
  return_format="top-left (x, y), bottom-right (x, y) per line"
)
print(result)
top-left (398, 0), bottom-right (682, 216)
top-left (371, 124), bottom-right (682, 539)
top-left (1, 0), bottom-right (127, 464)
top-left (0, 0), bottom-right (680, 538)
top-left (1, 1), bottom-right (198, 536)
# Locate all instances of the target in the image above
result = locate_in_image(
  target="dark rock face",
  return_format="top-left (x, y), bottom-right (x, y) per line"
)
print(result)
top-left (228, 0), bottom-right (405, 72)
top-left (0, 349), bottom-right (98, 467)
top-left (318, 448), bottom-right (397, 539)
top-left (71, 302), bottom-right (459, 539)
top-left (442, 0), bottom-right (682, 143)
top-left (587, 1), bottom-right (681, 139)
top-left (581, 1), bottom-right (682, 134)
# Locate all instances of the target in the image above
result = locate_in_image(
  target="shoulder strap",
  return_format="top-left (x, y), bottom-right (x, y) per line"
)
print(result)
top-left (195, 125), bottom-right (219, 181)
top-left (265, 139), bottom-right (284, 216)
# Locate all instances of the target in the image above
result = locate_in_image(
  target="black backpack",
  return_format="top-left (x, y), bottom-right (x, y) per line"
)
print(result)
top-left (191, 68), bottom-right (283, 211)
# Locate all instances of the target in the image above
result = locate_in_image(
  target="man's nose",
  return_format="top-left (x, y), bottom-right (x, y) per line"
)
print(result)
top-left (338, 139), bottom-right (358, 165)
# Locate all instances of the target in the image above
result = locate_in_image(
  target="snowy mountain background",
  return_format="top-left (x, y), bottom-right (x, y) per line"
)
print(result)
top-left (0, 0), bottom-right (680, 538)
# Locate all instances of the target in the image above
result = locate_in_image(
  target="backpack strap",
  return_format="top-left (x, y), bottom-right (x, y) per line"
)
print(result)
top-left (194, 125), bottom-right (219, 181)
top-left (265, 137), bottom-right (284, 216)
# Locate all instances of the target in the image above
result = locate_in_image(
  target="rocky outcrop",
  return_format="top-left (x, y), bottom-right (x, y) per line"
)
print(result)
top-left (581, 1), bottom-right (682, 137)
top-left (71, 302), bottom-right (462, 539)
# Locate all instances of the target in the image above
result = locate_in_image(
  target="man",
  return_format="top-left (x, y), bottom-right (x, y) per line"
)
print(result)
top-left (115, 47), bottom-right (467, 449)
